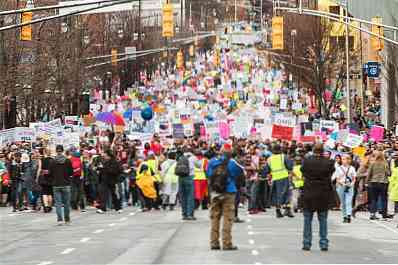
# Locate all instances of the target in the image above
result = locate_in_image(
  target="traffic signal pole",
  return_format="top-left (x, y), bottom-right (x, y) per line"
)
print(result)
top-left (344, 0), bottom-right (351, 123)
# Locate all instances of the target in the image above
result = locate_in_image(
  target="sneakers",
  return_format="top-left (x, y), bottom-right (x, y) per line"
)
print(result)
top-left (65, 221), bottom-right (71, 226)
top-left (249, 209), bottom-right (259, 215)
top-left (117, 209), bottom-right (123, 214)
top-left (186, 216), bottom-right (197, 221)
top-left (370, 214), bottom-right (379, 220)
top-left (210, 245), bottom-right (221, 250)
top-left (321, 247), bottom-right (328, 252)
top-left (57, 221), bottom-right (64, 226)
top-left (284, 208), bottom-right (294, 218)
top-left (302, 246), bottom-right (311, 251)
top-left (96, 209), bottom-right (105, 214)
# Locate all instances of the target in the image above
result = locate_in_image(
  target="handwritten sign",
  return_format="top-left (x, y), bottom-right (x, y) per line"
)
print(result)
top-left (273, 113), bottom-right (296, 127)
top-left (343, 133), bottom-right (363, 148)
top-left (272, 124), bottom-right (294, 141)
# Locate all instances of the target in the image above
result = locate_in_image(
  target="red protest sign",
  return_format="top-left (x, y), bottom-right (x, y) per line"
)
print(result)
top-left (272, 125), bottom-right (294, 141)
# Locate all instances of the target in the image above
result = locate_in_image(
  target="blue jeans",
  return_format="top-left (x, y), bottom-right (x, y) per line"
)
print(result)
top-left (248, 180), bottom-right (258, 210)
top-left (303, 210), bottom-right (328, 249)
top-left (179, 177), bottom-right (194, 218)
top-left (336, 186), bottom-right (353, 218)
top-left (53, 186), bottom-right (71, 222)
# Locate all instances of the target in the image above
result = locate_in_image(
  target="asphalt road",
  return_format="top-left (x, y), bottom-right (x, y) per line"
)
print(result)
top-left (0, 206), bottom-right (397, 264)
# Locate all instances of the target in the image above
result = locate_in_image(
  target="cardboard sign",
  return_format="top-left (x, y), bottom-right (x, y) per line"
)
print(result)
top-left (272, 124), bottom-right (294, 141)
top-left (65, 116), bottom-right (79, 126)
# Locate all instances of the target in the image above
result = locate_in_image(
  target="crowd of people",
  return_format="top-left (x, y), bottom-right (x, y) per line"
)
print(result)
top-left (1, 44), bottom-right (398, 252)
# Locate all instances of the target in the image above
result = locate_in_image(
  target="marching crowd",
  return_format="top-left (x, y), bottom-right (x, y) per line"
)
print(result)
top-left (1, 133), bottom-right (397, 230)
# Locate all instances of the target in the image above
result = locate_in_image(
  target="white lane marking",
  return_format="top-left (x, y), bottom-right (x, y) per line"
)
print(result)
top-left (61, 248), bottom-right (75, 255)
top-left (254, 262), bottom-right (262, 265)
top-left (251, 250), bottom-right (259, 256)
top-left (371, 221), bottom-right (398, 235)
top-left (7, 213), bottom-right (18, 217)
top-left (248, 231), bottom-right (254, 235)
top-left (37, 262), bottom-right (53, 265)
top-left (249, 239), bottom-right (255, 245)
top-left (129, 212), bottom-right (136, 216)
top-left (119, 217), bottom-right (128, 221)
top-left (80, 237), bottom-right (91, 243)
top-left (247, 219), bottom-right (252, 223)
top-left (93, 229), bottom-right (104, 234)
top-left (108, 223), bottom-right (116, 227)
top-left (247, 225), bottom-right (253, 230)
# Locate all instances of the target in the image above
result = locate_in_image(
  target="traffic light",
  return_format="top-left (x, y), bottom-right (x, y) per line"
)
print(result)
top-left (162, 3), bottom-right (174, 38)
top-left (20, 11), bottom-right (33, 41)
top-left (371, 17), bottom-right (384, 53)
top-left (176, 50), bottom-right (184, 69)
top-left (272, 16), bottom-right (284, 50)
top-left (111, 48), bottom-right (118, 66)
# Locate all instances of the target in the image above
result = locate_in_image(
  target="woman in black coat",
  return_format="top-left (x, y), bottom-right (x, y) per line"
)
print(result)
top-left (300, 144), bottom-right (335, 252)
top-left (96, 149), bottom-right (122, 214)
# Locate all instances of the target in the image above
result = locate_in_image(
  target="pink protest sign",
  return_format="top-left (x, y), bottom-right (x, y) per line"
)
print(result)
top-left (218, 121), bottom-right (230, 140)
top-left (369, 126), bottom-right (384, 142)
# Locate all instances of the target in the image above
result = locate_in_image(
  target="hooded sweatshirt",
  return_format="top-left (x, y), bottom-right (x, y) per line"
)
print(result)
top-left (49, 154), bottom-right (74, 187)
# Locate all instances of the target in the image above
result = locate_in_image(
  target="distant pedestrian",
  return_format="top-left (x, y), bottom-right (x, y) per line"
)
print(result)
top-left (301, 143), bottom-right (335, 251)
top-left (48, 145), bottom-right (74, 225)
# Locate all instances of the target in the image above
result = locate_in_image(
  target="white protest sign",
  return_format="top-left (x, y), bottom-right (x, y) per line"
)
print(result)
top-left (343, 133), bottom-right (363, 148)
top-left (14, 127), bottom-right (36, 142)
top-left (273, 113), bottom-right (296, 127)
top-left (0, 129), bottom-right (16, 145)
top-left (320, 120), bottom-right (338, 131)
top-left (292, 102), bottom-right (302, 111)
top-left (47, 118), bottom-right (62, 128)
top-left (63, 132), bottom-right (80, 148)
top-left (279, 98), bottom-right (288, 110)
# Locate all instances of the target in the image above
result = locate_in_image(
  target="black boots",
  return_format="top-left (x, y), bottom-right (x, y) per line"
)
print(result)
top-left (284, 207), bottom-right (294, 218)
top-left (276, 209), bottom-right (284, 218)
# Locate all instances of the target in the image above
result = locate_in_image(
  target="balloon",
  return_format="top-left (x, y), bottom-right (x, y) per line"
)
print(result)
top-left (141, 107), bottom-right (153, 121)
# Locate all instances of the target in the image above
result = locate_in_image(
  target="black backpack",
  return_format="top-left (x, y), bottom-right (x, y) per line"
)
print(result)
top-left (210, 158), bottom-right (230, 193)
top-left (175, 155), bottom-right (190, 177)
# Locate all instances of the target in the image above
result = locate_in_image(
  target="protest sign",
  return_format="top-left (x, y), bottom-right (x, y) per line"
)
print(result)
top-left (218, 121), bottom-right (230, 140)
top-left (369, 125), bottom-right (384, 143)
top-left (273, 113), bottom-right (296, 127)
top-left (14, 127), bottom-right (36, 142)
top-left (343, 133), bottom-right (363, 148)
top-left (47, 118), bottom-right (62, 128)
top-left (172, 124), bottom-right (185, 139)
top-left (320, 120), bottom-right (338, 131)
top-left (271, 125), bottom-right (294, 141)
top-left (0, 129), bottom-right (16, 145)
top-left (353, 146), bottom-right (366, 158)
top-left (65, 116), bottom-right (79, 126)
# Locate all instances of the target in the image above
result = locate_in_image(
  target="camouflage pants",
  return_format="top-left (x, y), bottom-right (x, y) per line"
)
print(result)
top-left (210, 193), bottom-right (236, 248)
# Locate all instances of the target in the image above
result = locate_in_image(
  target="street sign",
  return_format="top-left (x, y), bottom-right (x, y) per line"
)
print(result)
top-left (364, 61), bottom-right (381, 78)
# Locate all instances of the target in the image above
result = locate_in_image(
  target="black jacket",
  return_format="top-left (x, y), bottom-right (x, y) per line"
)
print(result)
top-left (49, 154), bottom-right (73, 187)
top-left (301, 156), bottom-right (335, 211)
top-left (100, 158), bottom-right (122, 185)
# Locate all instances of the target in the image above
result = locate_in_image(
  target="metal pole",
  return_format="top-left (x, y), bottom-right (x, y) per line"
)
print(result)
top-left (359, 22), bottom-right (364, 117)
top-left (235, 0), bottom-right (237, 24)
top-left (261, 0), bottom-right (263, 30)
top-left (345, 0), bottom-right (351, 123)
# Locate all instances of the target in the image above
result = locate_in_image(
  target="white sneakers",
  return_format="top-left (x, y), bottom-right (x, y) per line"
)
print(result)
top-left (117, 209), bottom-right (123, 214)
top-left (96, 209), bottom-right (105, 214)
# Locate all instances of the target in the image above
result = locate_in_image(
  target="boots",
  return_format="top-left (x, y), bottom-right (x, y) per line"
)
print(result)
top-left (276, 208), bottom-right (284, 218)
top-left (284, 207), bottom-right (294, 218)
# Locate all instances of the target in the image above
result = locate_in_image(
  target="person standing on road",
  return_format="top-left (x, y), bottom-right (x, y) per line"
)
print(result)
top-left (389, 152), bottom-right (398, 227)
top-left (333, 154), bottom-right (357, 223)
top-left (96, 149), bottom-right (123, 214)
top-left (48, 145), bottom-right (74, 225)
top-left (207, 144), bottom-right (244, 251)
top-left (268, 144), bottom-right (294, 218)
top-left (300, 143), bottom-right (335, 252)
top-left (366, 150), bottom-right (391, 220)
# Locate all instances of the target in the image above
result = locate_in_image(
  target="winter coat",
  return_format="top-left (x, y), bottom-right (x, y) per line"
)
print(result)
top-left (301, 156), bottom-right (335, 211)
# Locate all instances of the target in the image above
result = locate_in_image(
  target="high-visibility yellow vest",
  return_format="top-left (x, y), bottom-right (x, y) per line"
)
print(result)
top-left (147, 159), bottom-right (161, 182)
top-left (269, 154), bottom-right (289, 181)
top-left (389, 161), bottom-right (398, 202)
top-left (292, 165), bottom-right (304, 188)
top-left (194, 159), bottom-right (207, 180)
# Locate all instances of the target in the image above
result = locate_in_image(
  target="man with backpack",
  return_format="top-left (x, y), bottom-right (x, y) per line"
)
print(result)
top-left (206, 144), bottom-right (244, 251)
top-left (175, 147), bottom-right (196, 220)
